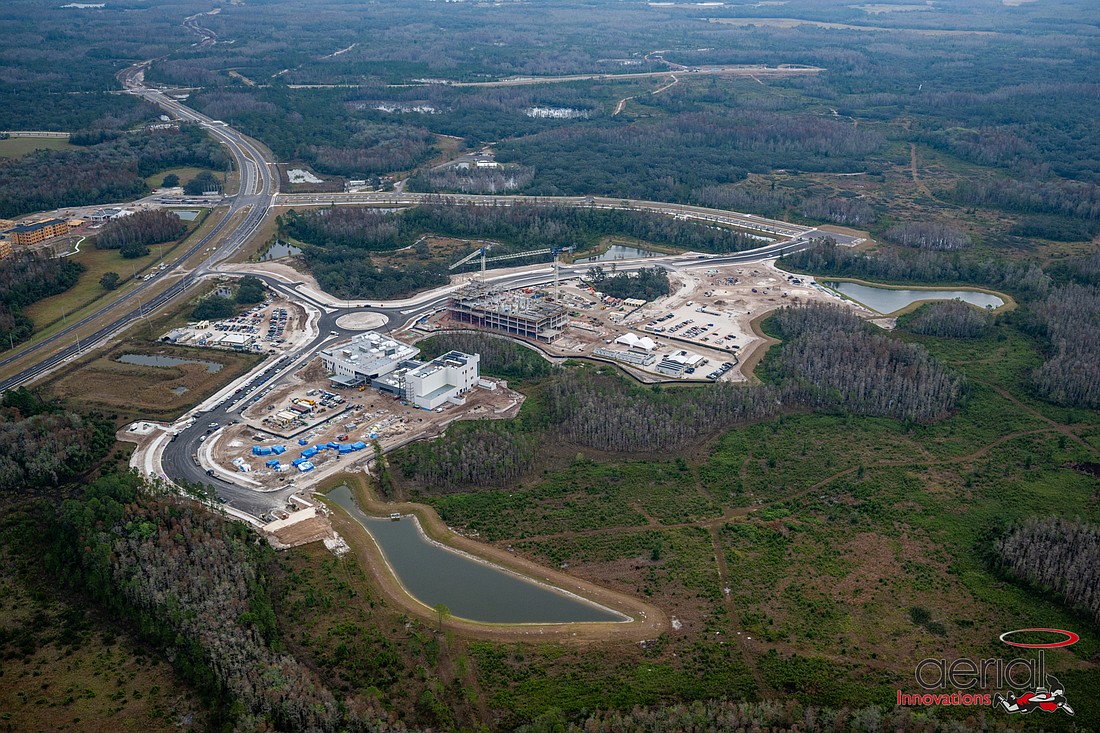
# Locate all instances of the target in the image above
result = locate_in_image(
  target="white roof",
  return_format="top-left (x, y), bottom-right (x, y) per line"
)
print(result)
top-left (615, 333), bottom-right (656, 351)
top-left (219, 333), bottom-right (251, 344)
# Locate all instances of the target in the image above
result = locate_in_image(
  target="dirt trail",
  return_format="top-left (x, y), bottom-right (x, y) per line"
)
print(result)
top-left (613, 74), bottom-right (679, 116)
top-left (910, 143), bottom-right (933, 197)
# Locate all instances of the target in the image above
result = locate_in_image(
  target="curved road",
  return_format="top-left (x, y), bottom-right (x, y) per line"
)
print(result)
top-left (2, 55), bottom-right (835, 517)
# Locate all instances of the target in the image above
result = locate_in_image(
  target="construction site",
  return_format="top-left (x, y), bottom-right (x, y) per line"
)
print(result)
top-left (422, 260), bottom-right (855, 382)
top-left (198, 350), bottom-right (523, 499)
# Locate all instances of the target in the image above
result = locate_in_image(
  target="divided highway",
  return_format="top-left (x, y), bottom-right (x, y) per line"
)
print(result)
top-left (2, 59), bottom-right (837, 517)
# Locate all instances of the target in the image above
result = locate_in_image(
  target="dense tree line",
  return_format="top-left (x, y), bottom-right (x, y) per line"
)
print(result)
top-left (497, 111), bottom-right (883, 201)
top-left (283, 203), bottom-right (768, 257)
top-left (900, 301), bottom-right (993, 339)
top-left (0, 254), bottom-right (84, 346)
top-left (45, 472), bottom-right (404, 732)
top-left (95, 210), bottom-right (186, 257)
top-left (235, 276), bottom-right (267, 304)
top-left (1009, 215), bottom-right (1100, 243)
top-left (586, 266), bottom-right (671, 300)
top-left (184, 171), bottom-right (223, 195)
top-left (544, 369), bottom-right (781, 453)
top-left (192, 295), bottom-right (236, 321)
top-left (0, 388), bottom-right (113, 493)
top-left (693, 185), bottom-right (796, 219)
top-left (407, 166), bottom-right (535, 195)
top-left (768, 304), bottom-right (964, 424)
top-left (949, 177), bottom-right (1100, 221)
top-left (1029, 284), bottom-right (1100, 408)
top-left (302, 248), bottom-right (448, 300)
top-left (883, 222), bottom-right (971, 251)
top-left (417, 332), bottom-right (551, 381)
top-left (0, 125), bottom-right (230, 218)
top-left (395, 421), bottom-right (539, 493)
top-left (797, 197), bottom-right (875, 227)
top-left (996, 517), bottom-right (1100, 625)
top-left (1049, 252), bottom-right (1100, 287)
top-left (780, 239), bottom-right (1050, 299)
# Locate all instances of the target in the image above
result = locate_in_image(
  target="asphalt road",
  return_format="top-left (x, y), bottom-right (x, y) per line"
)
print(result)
top-left (4, 57), bottom-right (840, 518)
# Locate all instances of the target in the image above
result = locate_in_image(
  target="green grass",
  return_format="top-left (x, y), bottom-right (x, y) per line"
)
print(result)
top-left (0, 136), bottom-right (74, 158)
top-left (143, 166), bottom-right (217, 189)
top-left (21, 210), bottom-right (207, 330)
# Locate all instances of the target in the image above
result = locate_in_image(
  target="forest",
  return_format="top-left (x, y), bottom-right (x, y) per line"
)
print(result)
top-left (0, 124), bottom-right (230, 218)
top-left (280, 202), bottom-right (768, 298)
top-left (898, 301), bottom-right (993, 340)
top-left (997, 516), bottom-right (1100, 625)
top-left (0, 253), bottom-right (84, 346)
top-left (780, 240), bottom-right (1051, 299)
top-left (94, 210), bottom-right (187, 258)
top-left (586, 266), bottom-right (671, 301)
top-left (0, 388), bottom-right (113, 494)
top-left (396, 302), bottom-right (962, 491)
top-left (1029, 284), bottom-right (1100, 409)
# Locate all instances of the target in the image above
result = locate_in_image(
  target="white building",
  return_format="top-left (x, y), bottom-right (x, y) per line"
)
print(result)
top-left (405, 351), bottom-right (481, 409)
top-left (321, 331), bottom-right (420, 387)
top-left (615, 333), bottom-right (657, 352)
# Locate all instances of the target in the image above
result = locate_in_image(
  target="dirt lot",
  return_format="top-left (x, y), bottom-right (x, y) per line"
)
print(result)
top-left (423, 259), bottom-right (854, 383)
top-left (204, 357), bottom-right (524, 494)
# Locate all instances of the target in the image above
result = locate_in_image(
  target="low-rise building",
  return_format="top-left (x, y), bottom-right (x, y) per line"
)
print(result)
top-left (406, 350), bottom-right (481, 409)
top-left (321, 330), bottom-right (420, 387)
top-left (8, 218), bottom-right (71, 246)
top-left (0, 235), bottom-right (11, 260)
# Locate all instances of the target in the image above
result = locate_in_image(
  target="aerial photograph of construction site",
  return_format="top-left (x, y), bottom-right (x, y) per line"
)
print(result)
top-left (2, 0), bottom-right (1098, 731)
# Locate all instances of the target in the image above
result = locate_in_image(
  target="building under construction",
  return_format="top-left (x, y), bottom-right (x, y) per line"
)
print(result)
top-left (448, 282), bottom-right (567, 342)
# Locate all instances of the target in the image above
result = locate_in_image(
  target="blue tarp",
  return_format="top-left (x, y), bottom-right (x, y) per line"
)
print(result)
top-left (301, 447), bottom-right (318, 458)
top-left (298, 439), bottom-right (308, 445)
top-left (314, 444), bottom-right (327, 452)
top-left (297, 461), bottom-right (315, 472)
top-left (351, 441), bottom-right (367, 450)
top-left (272, 445), bottom-right (286, 455)
top-left (292, 457), bottom-right (307, 466)
top-left (326, 441), bottom-right (340, 450)
top-left (265, 459), bottom-right (279, 467)
top-left (338, 444), bottom-right (353, 454)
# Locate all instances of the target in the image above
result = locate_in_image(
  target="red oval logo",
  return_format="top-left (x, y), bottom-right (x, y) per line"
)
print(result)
top-left (999, 628), bottom-right (1079, 649)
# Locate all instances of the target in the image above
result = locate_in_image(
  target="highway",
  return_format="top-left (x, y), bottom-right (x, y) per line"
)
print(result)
top-left (1, 54), bottom-right (842, 518)
top-left (0, 64), bottom-right (278, 393)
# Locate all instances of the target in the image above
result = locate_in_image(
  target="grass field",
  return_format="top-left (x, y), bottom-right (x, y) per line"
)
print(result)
top-left (0, 136), bottom-right (74, 158)
top-left (373, 317), bottom-right (1100, 727)
top-left (43, 340), bottom-right (261, 422)
top-left (142, 166), bottom-right (218, 190)
top-left (21, 211), bottom-right (208, 332)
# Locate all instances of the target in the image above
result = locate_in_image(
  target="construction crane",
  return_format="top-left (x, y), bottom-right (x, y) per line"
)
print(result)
top-left (449, 243), bottom-right (556, 278)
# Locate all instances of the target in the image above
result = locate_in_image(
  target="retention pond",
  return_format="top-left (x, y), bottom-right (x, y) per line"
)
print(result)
top-left (576, 244), bottom-right (661, 263)
top-left (116, 353), bottom-right (224, 373)
top-left (327, 485), bottom-right (627, 624)
top-left (822, 280), bottom-right (1005, 315)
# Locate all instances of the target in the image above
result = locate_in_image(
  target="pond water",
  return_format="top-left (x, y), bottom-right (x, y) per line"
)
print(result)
top-left (171, 386), bottom-right (189, 395)
top-left (173, 209), bottom-right (200, 221)
top-left (116, 353), bottom-right (223, 373)
top-left (327, 486), bottom-right (626, 624)
top-left (822, 280), bottom-right (1004, 314)
top-left (261, 241), bottom-right (302, 260)
top-left (576, 245), bottom-right (661, 264)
